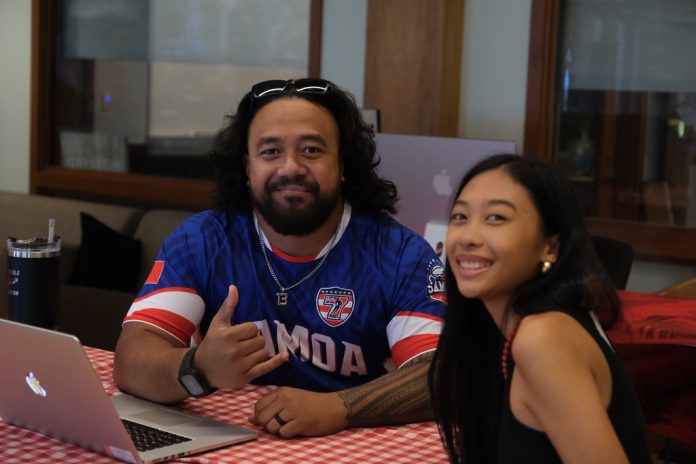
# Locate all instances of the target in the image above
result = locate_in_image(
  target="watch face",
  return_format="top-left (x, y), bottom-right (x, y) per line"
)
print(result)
top-left (181, 374), bottom-right (204, 396)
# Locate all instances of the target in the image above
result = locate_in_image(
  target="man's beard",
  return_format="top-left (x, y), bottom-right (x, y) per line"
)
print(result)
top-left (252, 175), bottom-right (340, 236)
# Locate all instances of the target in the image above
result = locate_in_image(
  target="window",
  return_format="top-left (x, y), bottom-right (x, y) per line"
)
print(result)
top-left (525, 0), bottom-right (696, 263)
top-left (31, 0), bottom-right (323, 209)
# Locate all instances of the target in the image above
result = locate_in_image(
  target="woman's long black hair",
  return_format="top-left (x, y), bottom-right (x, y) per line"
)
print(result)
top-left (428, 154), bottom-right (621, 463)
top-left (209, 79), bottom-right (398, 216)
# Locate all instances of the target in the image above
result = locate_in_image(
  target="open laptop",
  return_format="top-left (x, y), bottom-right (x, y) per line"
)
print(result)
top-left (375, 133), bottom-right (516, 261)
top-left (0, 319), bottom-right (257, 463)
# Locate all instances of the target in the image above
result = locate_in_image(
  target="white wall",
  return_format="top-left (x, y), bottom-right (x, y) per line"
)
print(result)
top-left (0, 0), bottom-right (31, 193)
top-left (628, 260), bottom-right (696, 293)
top-left (320, 0), bottom-right (367, 107)
top-left (459, 0), bottom-right (531, 151)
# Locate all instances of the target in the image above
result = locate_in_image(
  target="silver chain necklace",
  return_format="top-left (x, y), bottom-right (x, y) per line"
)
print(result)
top-left (256, 213), bottom-right (343, 307)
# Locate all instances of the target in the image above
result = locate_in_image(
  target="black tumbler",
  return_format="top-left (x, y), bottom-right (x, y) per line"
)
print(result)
top-left (6, 236), bottom-right (61, 329)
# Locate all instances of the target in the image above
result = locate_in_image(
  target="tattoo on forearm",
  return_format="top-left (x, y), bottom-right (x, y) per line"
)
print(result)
top-left (338, 352), bottom-right (434, 427)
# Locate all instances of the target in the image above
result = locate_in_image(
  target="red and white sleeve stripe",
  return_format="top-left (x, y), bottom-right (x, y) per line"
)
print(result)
top-left (123, 287), bottom-right (205, 346)
top-left (387, 311), bottom-right (444, 368)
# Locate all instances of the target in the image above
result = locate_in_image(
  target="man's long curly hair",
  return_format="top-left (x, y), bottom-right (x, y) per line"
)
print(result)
top-left (209, 79), bottom-right (398, 216)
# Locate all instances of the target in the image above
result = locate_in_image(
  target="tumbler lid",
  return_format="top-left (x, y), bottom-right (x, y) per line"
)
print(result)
top-left (7, 237), bottom-right (61, 258)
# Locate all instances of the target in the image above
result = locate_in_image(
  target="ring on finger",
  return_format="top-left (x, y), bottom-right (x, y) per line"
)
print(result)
top-left (274, 413), bottom-right (287, 427)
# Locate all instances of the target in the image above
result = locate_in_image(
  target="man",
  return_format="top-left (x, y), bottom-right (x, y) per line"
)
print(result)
top-left (114, 78), bottom-right (446, 438)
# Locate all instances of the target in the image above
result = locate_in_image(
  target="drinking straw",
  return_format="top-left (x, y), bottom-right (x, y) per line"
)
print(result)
top-left (48, 218), bottom-right (55, 243)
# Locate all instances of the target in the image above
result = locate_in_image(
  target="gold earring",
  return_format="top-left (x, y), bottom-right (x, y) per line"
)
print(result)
top-left (541, 260), bottom-right (553, 274)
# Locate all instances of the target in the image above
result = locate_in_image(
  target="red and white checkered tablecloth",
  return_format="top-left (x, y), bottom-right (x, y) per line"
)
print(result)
top-left (0, 347), bottom-right (449, 464)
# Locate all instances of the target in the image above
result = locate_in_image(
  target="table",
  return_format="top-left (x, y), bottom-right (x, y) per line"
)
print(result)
top-left (0, 348), bottom-right (448, 464)
top-left (3, 291), bottom-right (692, 462)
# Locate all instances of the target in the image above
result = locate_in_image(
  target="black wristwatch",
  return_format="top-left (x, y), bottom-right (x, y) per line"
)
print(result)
top-left (178, 347), bottom-right (217, 398)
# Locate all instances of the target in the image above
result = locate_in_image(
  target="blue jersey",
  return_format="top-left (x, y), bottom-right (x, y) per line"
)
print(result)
top-left (125, 203), bottom-right (446, 392)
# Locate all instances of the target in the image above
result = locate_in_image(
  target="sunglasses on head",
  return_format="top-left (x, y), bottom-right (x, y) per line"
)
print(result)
top-left (250, 79), bottom-right (330, 111)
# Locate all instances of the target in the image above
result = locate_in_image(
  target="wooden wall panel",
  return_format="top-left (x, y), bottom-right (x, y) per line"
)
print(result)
top-left (364, 0), bottom-right (463, 136)
top-left (523, 0), bottom-right (559, 161)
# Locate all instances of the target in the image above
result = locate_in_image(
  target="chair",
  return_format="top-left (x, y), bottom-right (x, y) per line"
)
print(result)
top-left (591, 235), bottom-right (634, 290)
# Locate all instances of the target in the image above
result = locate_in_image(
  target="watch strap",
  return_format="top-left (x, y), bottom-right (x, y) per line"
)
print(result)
top-left (178, 346), bottom-right (217, 398)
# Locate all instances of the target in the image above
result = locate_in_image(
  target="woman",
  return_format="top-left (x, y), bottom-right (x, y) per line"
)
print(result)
top-left (428, 155), bottom-right (651, 463)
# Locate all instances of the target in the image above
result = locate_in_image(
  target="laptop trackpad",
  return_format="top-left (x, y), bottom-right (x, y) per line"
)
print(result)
top-left (130, 408), bottom-right (195, 427)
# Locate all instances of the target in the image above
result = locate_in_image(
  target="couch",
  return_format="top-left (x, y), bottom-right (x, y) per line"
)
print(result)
top-left (0, 191), bottom-right (195, 350)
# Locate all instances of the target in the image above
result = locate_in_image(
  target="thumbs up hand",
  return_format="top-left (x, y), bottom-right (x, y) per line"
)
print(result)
top-left (194, 285), bottom-right (288, 390)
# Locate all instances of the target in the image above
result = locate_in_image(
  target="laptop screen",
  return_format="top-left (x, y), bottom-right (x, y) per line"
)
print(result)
top-left (375, 133), bottom-right (517, 237)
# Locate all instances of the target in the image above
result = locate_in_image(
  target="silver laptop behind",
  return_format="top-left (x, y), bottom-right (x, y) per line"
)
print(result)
top-left (375, 133), bottom-right (517, 236)
top-left (0, 319), bottom-right (257, 463)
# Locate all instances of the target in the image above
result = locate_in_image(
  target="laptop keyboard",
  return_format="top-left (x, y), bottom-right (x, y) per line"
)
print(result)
top-left (122, 419), bottom-right (192, 452)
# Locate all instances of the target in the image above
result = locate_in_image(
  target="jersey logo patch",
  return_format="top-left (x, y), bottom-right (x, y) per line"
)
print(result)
top-left (316, 287), bottom-right (355, 327)
top-left (427, 258), bottom-right (447, 303)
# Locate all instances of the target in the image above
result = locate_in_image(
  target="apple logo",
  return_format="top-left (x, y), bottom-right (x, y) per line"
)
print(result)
top-left (433, 170), bottom-right (453, 196)
top-left (25, 372), bottom-right (47, 397)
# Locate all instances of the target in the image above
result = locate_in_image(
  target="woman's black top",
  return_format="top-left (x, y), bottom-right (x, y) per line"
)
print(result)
top-left (497, 308), bottom-right (652, 463)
